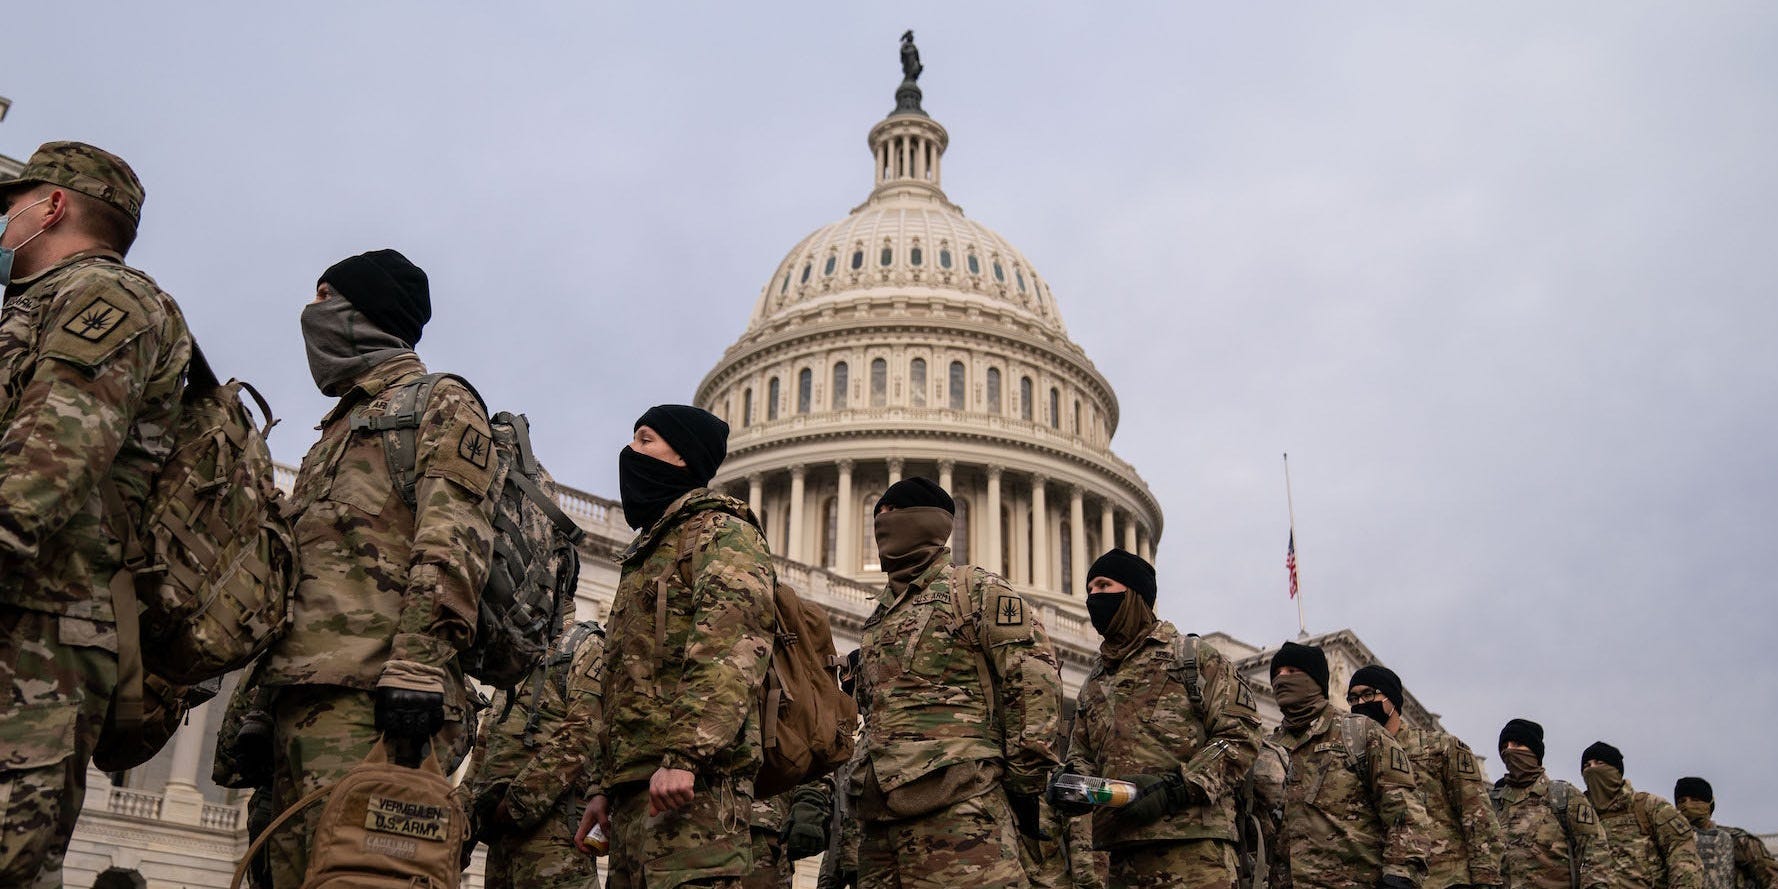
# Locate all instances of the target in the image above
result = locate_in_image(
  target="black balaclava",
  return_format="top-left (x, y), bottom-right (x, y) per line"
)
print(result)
top-left (872, 477), bottom-right (955, 596)
top-left (618, 404), bottom-right (730, 530)
top-left (1270, 641), bottom-right (1330, 695)
top-left (1085, 549), bottom-right (1159, 659)
top-left (1581, 741), bottom-right (1624, 774)
top-left (1498, 718), bottom-right (1546, 762)
top-left (1086, 548), bottom-right (1157, 604)
top-left (1348, 664), bottom-right (1403, 726)
top-left (1675, 777), bottom-right (1715, 826)
top-left (317, 249), bottom-right (431, 347)
top-left (1498, 718), bottom-right (1546, 787)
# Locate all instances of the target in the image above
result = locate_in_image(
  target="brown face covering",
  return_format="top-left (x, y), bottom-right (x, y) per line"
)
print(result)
top-left (1097, 590), bottom-right (1157, 662)
top-left (1583, 764), bottom-right (1626, 810)
top-left (1500, 747), bottom-right (1544, 786)
top-left (1678, 798), bottom-right (1713, 827)
top-left (873, 506), bottom-right (954, 596)
top-left (1272, 672), bottom-right (1326, 730)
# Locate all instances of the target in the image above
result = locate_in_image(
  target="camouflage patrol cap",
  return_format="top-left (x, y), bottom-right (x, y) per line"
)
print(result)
top-left (0, 141), bottom-right (144, 224)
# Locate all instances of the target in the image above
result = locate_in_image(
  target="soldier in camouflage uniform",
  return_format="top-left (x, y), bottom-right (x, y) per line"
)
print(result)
top-left (1673, 777), bottom-right (1778, 889)
top-left (854, 477), bottom-right (1063, 889)
top-left (1245, 738), bottom-right (1291, 889)
top-left (818, 653), bottom-right (866, 889)
top-left (576, 404), bottom-right (774, 889)
top-left (1053, 549), bottom-right (1263, 889)
top-left (1267, 642), bottom-right (1431, 889)
top-left (1489, 719), bottom-right (1613, 889)
top-left (1346, 665), bottom-right (1505, 889)
top-left (466, 619), bottom-right (605, 889)
top-left (1580, 742), bottom-right (1703, 889)
top-left (745, 793), bottom-right (794, 889)
top-left (0, 143), bottom-right (192, 887)
top-left (258, 249), bottom-right (498, 888)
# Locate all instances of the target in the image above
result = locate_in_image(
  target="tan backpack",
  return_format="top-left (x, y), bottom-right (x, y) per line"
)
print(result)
top-left (755, 580), bottom-right (857, 798)
top-left (231, 739), bottom-right (467, 889)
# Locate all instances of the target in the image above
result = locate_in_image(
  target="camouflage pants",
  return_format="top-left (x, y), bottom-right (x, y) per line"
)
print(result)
top-left (0, 607), bottom-right (117, 889)
top-left (606, 778), bottom-right (754, 889)
top-left (859, 789), bottom-right (1030, 889)
top-left (265, 685), bottom-right (465, 889)
top-left (1108, 838), bottom-right (1238, 889)
top-left (1018, 798), bottom-right (1070, 889)
top-left (484, 793), bottom-right (600, 889)
top-left (742, 824), bottom-right (793, 889)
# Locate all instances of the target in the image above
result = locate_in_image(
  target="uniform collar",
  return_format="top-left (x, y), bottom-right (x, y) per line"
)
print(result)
top-left (877, 551), bottom-right (953, 609)
top-left (7, 247), bottom-right (122, 292)
top-left (618, 487), bottom-right (761, 566)
top-left (318, 352), bottom-right (426, 427)
top-left (1274, 701), bottom-right (1336, 750)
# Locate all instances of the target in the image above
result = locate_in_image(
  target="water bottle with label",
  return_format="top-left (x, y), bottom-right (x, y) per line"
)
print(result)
top-left (1048, 773), bottom-right (1140, 808)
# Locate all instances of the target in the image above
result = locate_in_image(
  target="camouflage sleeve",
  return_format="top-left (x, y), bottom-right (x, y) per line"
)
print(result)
top-left (1733, 829), bottom-right (1778, 889)
top-left (389, 379), bottom-right (497, 668)
top-left (1443, 735), bottom-right (1505, 884)
top-left (1064, 695), bottom-right (1094, 775)
top-left (1177, 642), bottom-right (1261, 803)
top-left (504, 634), bottom-right (605, 828)
top-left (654, 513), bottom-right (774, 772)
top-left (0, 279), bottom-right (180, 565)
top-left (1368, 724), bottom-right (1433, 885)
top-left (977, 572), bottom-right (1063, 795)
top-left (1571, 794), bottom-right (1616, 889)
top-left (1649, 796), bottom-right (1704, 889)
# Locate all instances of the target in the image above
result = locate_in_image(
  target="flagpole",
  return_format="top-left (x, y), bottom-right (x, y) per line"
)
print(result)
top-left (1284, 452), bottom-right (1305, 638)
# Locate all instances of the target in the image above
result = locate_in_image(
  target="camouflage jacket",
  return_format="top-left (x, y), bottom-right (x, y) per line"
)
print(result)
top-left (594, 488), bottom-right (774, 790)
top-left (1066, 621), bottom-right (1262, 849)
top-left (818, 727), bottom-right (866, 889)
top-left (1695, 823), bottom-right (1778, 889)
top-left (1594, 784), bottom-right (1704, 889)
top-left (0, 250), bottom-right (190, 623)
top-left (1396, 726), bottom-right (1506, 889)
top-left (468, 621), bottom-right (604, 831)
top-left (1270, 706), bottom-right (1432, 889)
top-left (258, 354), bottom-right (496, 712)
top-left (858, 555), bottom-right (1063, 797)
top-left (1491, 774), bottom-right (1613, 889)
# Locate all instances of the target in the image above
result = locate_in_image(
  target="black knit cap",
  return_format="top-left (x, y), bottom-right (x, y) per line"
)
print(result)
top-left (875, 477), bottom-right (954, 514)
top-left (1349, 664), bottom-right (1403, 711)
top-left (318, 249), bottom-right (432, 347)
top-left (1674, 777), bottom-right (1713, 803)
top-left (1499, 718), bottom-right (1545, 762)
top-left (1582, 740), bottom-right (1624, 774)
top-left (1269, 641), bottom-right (1330, 695)
top-left (635, 404), bottom-right (729, 485)
top-left (1086, 548), bottom-right (1156, 605)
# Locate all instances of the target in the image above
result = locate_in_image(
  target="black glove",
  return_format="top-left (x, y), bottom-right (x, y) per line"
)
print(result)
top-left (1007, 790), bottom-right (1049, 841)
top-left (1114, 773), bottom-right (1196, 828)
top-left (781, 799), bottom-right (829, 860)
top-left (374, 686), bottom-right (445, 742)
top-left (1045, 766), bottom-right (1096, 818)
top-left (230, 709), bottom-right (275, 787)
top-left (1378, 876), bottom-right (1418, 889)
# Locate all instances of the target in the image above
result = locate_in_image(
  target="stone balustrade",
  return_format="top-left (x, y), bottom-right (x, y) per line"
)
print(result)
top-left (107, 788), bottom-right (164, 821)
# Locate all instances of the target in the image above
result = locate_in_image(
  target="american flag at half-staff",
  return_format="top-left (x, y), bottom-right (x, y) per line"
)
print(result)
top-left (1284, 453), bottom-right (1306, 636)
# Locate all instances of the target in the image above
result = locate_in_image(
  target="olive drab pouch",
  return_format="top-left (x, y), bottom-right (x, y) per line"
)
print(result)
top-left (361, 374), bottom-right (586, 691)
top-left (97, 343), bottom-right (296, 766)
top-left (229, 739), bottom-right (468, 889)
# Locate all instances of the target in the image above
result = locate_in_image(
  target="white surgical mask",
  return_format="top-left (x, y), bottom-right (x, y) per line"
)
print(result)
top-left (0, 196), bottom-right (52, 284)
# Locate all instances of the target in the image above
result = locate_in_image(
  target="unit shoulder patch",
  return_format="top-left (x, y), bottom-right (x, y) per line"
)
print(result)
top-left (422, 400), bottom-right (496, 495)
top-left (1458, 752), bottom-right (1478, 775)
top-left (995, 594), bottom-right (1025, 626)
top-left (41, 283), bottom-right (154, 369)
top-left (1390, 746), bottom-right (1412, 775)
top-left (1576, 803), bottom-right (1596, 825)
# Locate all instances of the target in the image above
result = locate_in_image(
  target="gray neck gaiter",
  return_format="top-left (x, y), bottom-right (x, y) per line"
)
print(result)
top-left (300, 298), bottom-right (413, 397)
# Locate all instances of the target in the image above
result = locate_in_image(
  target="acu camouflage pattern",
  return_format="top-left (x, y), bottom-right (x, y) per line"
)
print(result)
top-left (1698, 827), bottom-right (1738, 889)
top-left (1066, 622), bottom-right (1262, 850)
top-left (1395, 726), bottom-right (1506, 889)
top-left (1593, 785), bottom-right (1704, 889)
top-left (0, 249), bottom-right (189, 887)
top-left (857, 556), bottom-right (1062, 798)
top-left (467, 621), bottom-right (604, 889)
top-left (595, 488), bottom-right (774, 790)
top-left (1270, 708), bottom-right (1433, 889)
top-left (859, 787), bottom-right (1030, 889)
top-left (0, 140), bottom-right (146, 222)
top-left (1721, 826), bottom-right (1778, 889)
top-left (258, 353), bottom-right (496, 713)
top-left (1491, 775), bottom-right (1613, 889)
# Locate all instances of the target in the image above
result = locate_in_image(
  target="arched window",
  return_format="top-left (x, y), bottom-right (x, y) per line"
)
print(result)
top-left (800, 262), bottom-right (812, 283)
top-left (851, 249), bottom-right (864, 270)
top-left (1049, 388), bottom-right (1060, 429)
top-left (940, 248), bottom-right (953, 269)
top-left (1060, 521), bottom-right (1074, 594)
top-left (831, 362), bottom-right (849, 410)
top-left (986, 368), bottom-right (1002, 413)
top-left (870, 358), bottom-right (887, 407)
top-left (797, 369), bottom-right (812, 414)
top-left (722, 397), bottom-right (731, 423)
top-left (910, 245), bottom-right (923, 266)
top-left (742, 388), bottom-right (754, 427)
top-left (824, 255), bottom-right (836, 276)
top-left (967, 253), bottom-right (981, 275)
top-left (953, 497), bottom-right (971, 563)
top-left (880, 245), bottom-right (893, 267)
top-left (779, 270), bottom-right (790, 295)
top-left (1073, 399), bottom-right (1081, 433)
top-left (1020, 377), bottom-right (1034, 421)
top-left (768, 378), bottom-right (781, 421)
top-left (910, 358), bottom-right (927, 407)
top-left (820, 497), bottom-right (838, 568)
top-left (948, 361), bottom-right (966, 410)
top-left (862, 491), bottom-right (884, 571)
top-left (1016, 269), bottom-right (1027, 292)
top-left (993, 261), bottom-right (1006, 282)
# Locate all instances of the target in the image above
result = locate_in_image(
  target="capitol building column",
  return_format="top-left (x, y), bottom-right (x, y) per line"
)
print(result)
top-left (787, 464), bottom-right (807, 562)
top-left (748, 473), bottom-right (764, 517)
top-left (837, 460), bottom-right (856, 571)
top-left (937, 459), bottom-right (954, 494)
top-left (986, 467), bottom-right (1003, 577)
top-left (1100, 500), bottom-right (1115, 560)
top-left (1068, 486), bottom-right (1087, 595)
top-left (887, 457), bottom-right (903, 487)
top-left (1030, 475), bottom-right (1049, 589)
top-left (1124, 517), bottom-right (1138, 553)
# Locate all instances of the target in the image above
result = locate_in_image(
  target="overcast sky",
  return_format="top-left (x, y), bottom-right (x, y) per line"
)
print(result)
top-left (7, 3), bottom-right (1775, 827)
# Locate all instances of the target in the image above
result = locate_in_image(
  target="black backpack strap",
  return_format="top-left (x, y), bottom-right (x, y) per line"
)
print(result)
top-left (1172, 633), bottom-right (1204, 711)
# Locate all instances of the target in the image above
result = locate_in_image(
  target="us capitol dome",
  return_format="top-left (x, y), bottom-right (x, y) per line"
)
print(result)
top-left (693, 61), bottom-right (1164, 645)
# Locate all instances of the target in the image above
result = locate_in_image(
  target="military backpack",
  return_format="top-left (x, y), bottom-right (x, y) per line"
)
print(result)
top-left (1696, 826), bottom-right (1738, 889)
top-left (97, 343), bottom-right (298, 769)
top-left (355, 373), bottom-right (586, 690)
top-left (1490, 778), bottom-right (1586, 889)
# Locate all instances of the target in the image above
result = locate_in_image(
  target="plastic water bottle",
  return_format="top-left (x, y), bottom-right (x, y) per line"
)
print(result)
top-left (1049, 773), bottom-right (1140, 808)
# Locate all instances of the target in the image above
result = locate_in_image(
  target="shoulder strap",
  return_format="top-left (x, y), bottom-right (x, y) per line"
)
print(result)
top-left (351, 372), bottom-right (485, 508)
top-left (1489, 782), bottom-right (1505, 812)
top-left (948, 565), bottom-right (1000, 731)
top-left (1632, 792), bottom-right (1656, 840)
top-left (228, 781), bottom-right (336, 889)
top-left (1173, 633), bottom-right (1204, 711)
top-left (1549, 780), bottom-right (1574, 839)
top-left (1338, 714), bottom-right (1369, 772)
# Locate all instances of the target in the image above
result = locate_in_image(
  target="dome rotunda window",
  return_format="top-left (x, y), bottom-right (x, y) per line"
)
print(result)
top-left (940, 248), bottom-right (953, 269)
top-left (910, 358), bottom-right (927, 407)
top-left (824, 255), bottom-right (836, 276)
top-left (967, 253), bottom-right (980, 275)
top-left (880, 246), bottom-right (893, 267)
top-left (1020, 377), bottom-right (1033, 421)
top-left (948, 361), bottom-right (966, 411)
top-left (1016, 269), bottom-right (1026, 292)
top-left (798, 369), bottom-right (813, 414)
top-left (800, 263), bottom-right (812, 284)
top-left (831, 362), bottom-right (848, 409)
top-left (987, 368), bottom-right (1002, 413)
top-left (910, 246), bottom-right (923, 266)
top-left (993, 261), bottom-right (1006, 283)
top-left (851, 249), bottom-right (864, 270)
top-left (779, 271), bottom-right (790, 295)
top-left (870, 359), bottom-right (887, 407)
top-left (768, 378), bottom-right (781, 421)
